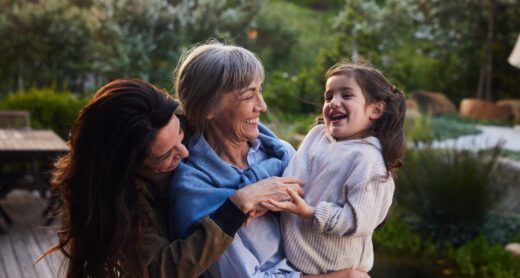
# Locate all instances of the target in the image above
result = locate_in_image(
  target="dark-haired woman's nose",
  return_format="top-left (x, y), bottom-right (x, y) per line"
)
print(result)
top-left (177, 143), bottom-right (189, 158)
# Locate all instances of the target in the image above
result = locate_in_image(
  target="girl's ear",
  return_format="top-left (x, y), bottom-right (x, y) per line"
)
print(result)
top-left (207, 112), bottom-right (215, 119)
top-left (370, 101), bottom-right (386, 120)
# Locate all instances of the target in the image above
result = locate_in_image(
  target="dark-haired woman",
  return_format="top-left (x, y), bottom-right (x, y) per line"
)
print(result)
top-left (45, 79), bottom-right (298, 278)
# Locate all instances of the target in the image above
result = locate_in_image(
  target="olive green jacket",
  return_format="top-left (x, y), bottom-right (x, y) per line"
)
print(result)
top-left (136, 178), bottom-right (246, 278)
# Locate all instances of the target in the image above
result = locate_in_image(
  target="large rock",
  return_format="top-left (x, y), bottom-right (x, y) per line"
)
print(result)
top-left (459, 98), bottom-right (513, 121)
top-left (412, 90), bottom-right (456, 115)
top-left (496, 99), bottom-right (520, 124)
top-left (505, 242), bottom-right (520, 256)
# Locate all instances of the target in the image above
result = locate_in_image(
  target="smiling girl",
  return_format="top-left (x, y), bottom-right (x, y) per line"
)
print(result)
top-left (267, 62), bottom-right (407, 274)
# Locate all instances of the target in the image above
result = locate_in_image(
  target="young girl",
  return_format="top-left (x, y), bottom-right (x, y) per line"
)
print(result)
top-left (268, 62), bottom-right (406, 274)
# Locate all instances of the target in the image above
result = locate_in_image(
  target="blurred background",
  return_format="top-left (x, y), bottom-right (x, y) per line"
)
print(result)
top-left (1, 0), bottom-right (520, 277)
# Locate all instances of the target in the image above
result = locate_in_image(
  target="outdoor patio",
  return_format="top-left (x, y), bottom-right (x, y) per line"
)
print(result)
top-left (0, 189), bottom-right (62, 278)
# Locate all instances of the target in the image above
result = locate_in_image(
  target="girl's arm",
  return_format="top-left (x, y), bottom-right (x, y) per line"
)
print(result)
top-left (269, 158), bottom-right (394, 237)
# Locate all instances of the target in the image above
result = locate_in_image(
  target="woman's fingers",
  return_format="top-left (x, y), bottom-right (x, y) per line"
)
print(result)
top-left (287, 188), bottom-right (304, 203)
top-left (286, 183), bottom-right (304, 196)
top-left (267, 199), bottom-right (290, 211)
top-left (277, 176), bottom-right (304, 185)
top-left (261, 201), bottom-right (281, 211)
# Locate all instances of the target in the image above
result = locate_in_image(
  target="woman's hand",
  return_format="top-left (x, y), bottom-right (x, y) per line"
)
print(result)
top-left (265, 188), bottom-right (315, 219)
top-left (229, 176), bottom-right (303, 214)
top-left (303, 268), bottom-right (370, 278)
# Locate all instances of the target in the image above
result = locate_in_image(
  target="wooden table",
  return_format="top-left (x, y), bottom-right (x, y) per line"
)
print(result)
top-left (0, 129), bottom-right (69, 228)
top-left (0, 129), bottom-right (68, 160)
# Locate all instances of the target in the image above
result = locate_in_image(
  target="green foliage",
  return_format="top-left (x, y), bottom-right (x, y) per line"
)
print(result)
top-left (0, 88), bottom-right (88, 138)
top-left (404, 113), bottom-right (434, 144)
top-left (284, 0), bottom-right (343, 11)
top-left (444, 114), bottom-right (515, 127)
top-left (261, 112), bottom-right (317, 147)
top-left (446, 236), bottom-right (520, 278)
top-left (0, 0), bottom-right (92, 93)
top-left (304, 0), bottom-right (520, 106)
top-left (251, 0), bottom-right (334, 74)
top-left (0, 0), bottom-right (261, 95)
top-left (405, 113), bottom-right (481, 144)
top-left (373, 207), bottom-right (424, 254)
top-left (263, 71), bottom-right (321, 114)
top-left (397, 145), bottom-right (503, 245)
top-left (430, 115), bottom-right (481, 141)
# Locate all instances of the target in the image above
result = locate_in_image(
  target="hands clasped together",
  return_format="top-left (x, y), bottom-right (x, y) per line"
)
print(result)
top-left (229, 176), bottom-right (315, 225)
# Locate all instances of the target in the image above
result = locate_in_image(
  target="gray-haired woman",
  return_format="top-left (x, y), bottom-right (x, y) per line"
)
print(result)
top-left (169, 41), bottom-right (370, 278)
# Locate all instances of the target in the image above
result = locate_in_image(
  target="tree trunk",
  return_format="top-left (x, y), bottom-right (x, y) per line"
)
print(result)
top-left (476, 1), bottom-right (494, 101)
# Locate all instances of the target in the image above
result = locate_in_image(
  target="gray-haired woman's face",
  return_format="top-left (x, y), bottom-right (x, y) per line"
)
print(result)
top-left (208, 79), bottom-right (266, 142)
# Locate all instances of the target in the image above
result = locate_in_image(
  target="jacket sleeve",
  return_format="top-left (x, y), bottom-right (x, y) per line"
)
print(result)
top-left (312, 154), bottom-right (395, 237)
top-left (145, 200), bottom-right (247, 278)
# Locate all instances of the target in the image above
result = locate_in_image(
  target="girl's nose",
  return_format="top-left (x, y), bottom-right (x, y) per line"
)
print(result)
top-left (330, 95), bottom-right (341, 108)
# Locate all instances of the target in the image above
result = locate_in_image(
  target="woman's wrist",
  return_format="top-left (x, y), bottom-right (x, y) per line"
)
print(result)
top-left (229, 189), bottom-right (254, 213)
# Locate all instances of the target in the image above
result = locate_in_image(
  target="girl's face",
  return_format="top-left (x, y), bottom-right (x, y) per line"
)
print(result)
top-left (323, 75), bottom-right (384, 140)
top-left (141, 114), bottom-right (189, 175)
top-left (208, 79), bottom-right (266, 143)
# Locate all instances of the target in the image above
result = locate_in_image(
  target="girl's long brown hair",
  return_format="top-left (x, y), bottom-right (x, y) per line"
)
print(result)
top-left (325, 63), bottom-right (407, 175)
top-left (45, 79), bottom-right (178, 277)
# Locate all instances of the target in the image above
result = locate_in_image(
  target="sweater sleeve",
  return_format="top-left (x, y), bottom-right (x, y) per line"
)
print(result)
top-left (313, 152), bottom-right (395, 237)
top-left (144, 200), bottom-right (247, 278)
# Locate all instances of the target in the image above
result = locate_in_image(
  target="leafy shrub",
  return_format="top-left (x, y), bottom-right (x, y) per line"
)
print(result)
top-left (0, 88), bottom-right (88, 138)
top-left (261, 111), bottom-right (317, 147)
top-left (446, 236), bottom-right (520, 277)
top-left (373, 206), bottom-right (425, 255)
top-left (482, 214), bottom-right (520, 245)
top-left (405, 113), bottom-right (481, 145)
top-left (404, 113), bottom-right (434, 144)
top-left (397, 145), bottom-right (503, 245)
top-left (430, 115), bottom-right (481, 141)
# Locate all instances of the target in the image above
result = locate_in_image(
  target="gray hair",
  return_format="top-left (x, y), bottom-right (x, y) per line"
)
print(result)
top-left (173, 41), bottom-right (265, 133)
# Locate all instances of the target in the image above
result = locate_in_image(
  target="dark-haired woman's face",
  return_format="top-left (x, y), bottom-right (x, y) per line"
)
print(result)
top-left (140, 114), bottom-right (189, 176)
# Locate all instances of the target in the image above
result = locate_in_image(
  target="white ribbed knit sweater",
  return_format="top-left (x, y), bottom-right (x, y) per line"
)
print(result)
top-left (281, 125), bottom-right (394, 274)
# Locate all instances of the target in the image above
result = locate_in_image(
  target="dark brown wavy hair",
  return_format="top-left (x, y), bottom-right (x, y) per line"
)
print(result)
top-left (44, 79), bottom-right (178, 277)
top-left (325, 62), bottom-right (407, 175)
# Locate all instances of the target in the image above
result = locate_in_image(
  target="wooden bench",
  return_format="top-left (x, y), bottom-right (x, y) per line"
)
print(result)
top-left (0, 110), bottom-right (31, 130)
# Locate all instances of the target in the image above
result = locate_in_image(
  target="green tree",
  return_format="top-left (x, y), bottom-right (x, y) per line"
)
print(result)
top-left (305, 0), bottom-right (520, 108)
top-left (0, 0), bottom-right (92, 93)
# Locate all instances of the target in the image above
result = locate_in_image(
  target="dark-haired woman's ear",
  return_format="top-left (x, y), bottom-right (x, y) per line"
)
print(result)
top-left (369, 101), bottom-right (386, 120)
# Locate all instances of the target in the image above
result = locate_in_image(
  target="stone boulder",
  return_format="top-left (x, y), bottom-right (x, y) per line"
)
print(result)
top-left (496, 99), bottom-right (520, 124)
top-left (411, 90), bottom-right (456, 115)
top-left (505, 242), bottom-right (520, 256)
top-left (459, 98), bottom-right (513, 121)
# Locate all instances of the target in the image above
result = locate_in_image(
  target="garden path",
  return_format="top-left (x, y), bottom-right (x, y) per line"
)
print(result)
top-left (433, 124), bottom-right (520, 151)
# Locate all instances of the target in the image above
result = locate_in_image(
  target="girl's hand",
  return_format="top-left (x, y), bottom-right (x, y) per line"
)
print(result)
top-left (266, 188), bottom-right (315, 219)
